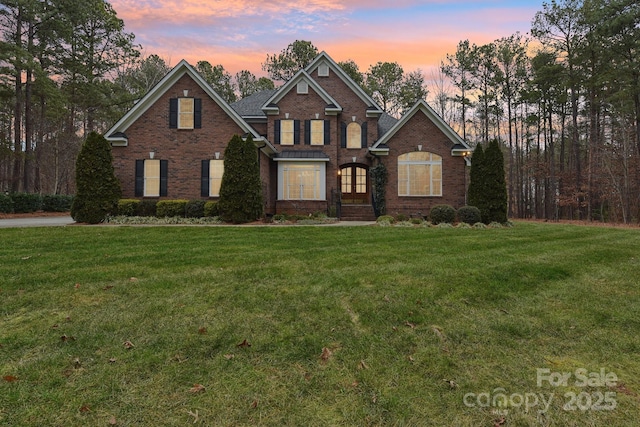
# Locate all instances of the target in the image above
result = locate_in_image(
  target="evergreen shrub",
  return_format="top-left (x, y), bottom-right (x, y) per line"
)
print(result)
top-left (42, 195), bottom-right (74, 212)
top-left (457, 206), bottom-right (482, 224)
top-left (11, 192), bottom-right (42, 213)
top-left (118, 199), bottom-right (140, 216)
top-left (185, 200), bottom-right (206, 218)
top-left (204, 201), bottom-right (219, 217)
top-left (156, 200), bottom-right (188, 217)
top-left (430, 204), bottom-right (456, 224)
top-left (137, 200), bottom-right (157, 217)
top-left (0, 193), bottom-right (13, 213)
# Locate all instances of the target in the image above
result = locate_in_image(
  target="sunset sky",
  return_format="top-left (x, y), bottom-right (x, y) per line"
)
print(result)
top-left (110, 0), bottom-right (544, 79)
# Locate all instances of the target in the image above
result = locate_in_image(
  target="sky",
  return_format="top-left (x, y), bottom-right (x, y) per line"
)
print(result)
top-left (109, 0), bottom-right (544, 79)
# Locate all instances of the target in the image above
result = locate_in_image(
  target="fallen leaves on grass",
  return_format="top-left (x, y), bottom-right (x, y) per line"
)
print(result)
top-left (223, 354), bottom-right (235, 360)
top-left (108, 416), bottom-right (117, 425)
top-left (60, 334), bottom-right (76, 342)
top-left (3, 375), bottom-right (18, 382)
top-left (198, 327), bottom-right (207, 334)
top-left (443, 379), bottom-right (458, 389)
top-left (103, 285), bottom-right (114, 291)
top-left (79, 405), bottom-right (91, 413)
top-left (358, 360), bottom-right (369, 370)
top-left (188, 383), bottom-right (205, 393)
top-left (320, 347), bottom-right (332, 362)
top-left (129, 277), bottom-right (138, 282)
top-left (251, 400), bottom-right (258, 408)
top-left (74, 283), bottom-right (81, 289)
top-left (237, 339), bottom-right (251, 348)
top-left (109, 358), bottom-right (117, 363)
top-left (405, 321), bottom-right (416, 329)
top-left (123, 340), bottom-right (135, 349)
top-left (494, 417), bottom-right (506, 426)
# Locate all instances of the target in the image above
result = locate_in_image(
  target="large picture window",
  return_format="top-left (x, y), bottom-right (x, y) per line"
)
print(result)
top-left (278, 162), bottom-right (326, 200)
top-left (398, 152), bottom-right (442, 196)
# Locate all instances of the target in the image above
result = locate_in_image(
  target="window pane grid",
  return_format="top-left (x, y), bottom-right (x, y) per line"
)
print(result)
top-left (310, 120), bottom-right (324, 145)
top-left (281, 120), bottom-right (294, 145)
top-left (283, 164), bottom-right (321, 200)
top-left (144, 159), bottom-right (160, 197)
top-left (209, 160), bottom-right (224, 197)
top-left (178, 98), bottom-right (194, 129)
top-left (347, 122), bottom-right (361, 149)
top-left (397, 152), bottom-right (442, 196)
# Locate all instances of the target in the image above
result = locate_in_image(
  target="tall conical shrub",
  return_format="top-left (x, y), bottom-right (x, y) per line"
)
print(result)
top-left (218, 134), bottom-right (263, 223)
top-left (483, 139), bottom-right (508, 223)
top-left (71, 132), bottom-right (121, 224)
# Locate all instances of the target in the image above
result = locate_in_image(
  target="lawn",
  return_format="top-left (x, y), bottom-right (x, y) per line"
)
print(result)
top-left (1, 222), bottom-right (639, 426)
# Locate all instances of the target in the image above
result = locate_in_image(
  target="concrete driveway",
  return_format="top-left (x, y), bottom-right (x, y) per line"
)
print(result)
top-left (0, 216), bottom-right (74, 228)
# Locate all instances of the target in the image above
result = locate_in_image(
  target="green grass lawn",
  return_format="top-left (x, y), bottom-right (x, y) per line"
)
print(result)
top-left (1, 223), bottom-right (639, 426)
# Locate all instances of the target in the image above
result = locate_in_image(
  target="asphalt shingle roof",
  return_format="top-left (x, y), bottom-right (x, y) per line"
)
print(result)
top-left (230, 89), bottom-right (278, 117)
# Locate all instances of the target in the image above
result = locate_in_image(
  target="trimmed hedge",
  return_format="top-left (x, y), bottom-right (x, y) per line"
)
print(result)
top-left (118, 199), bottom-right (140, 216)
top-left (429, 204), bottom-right (456, 225)
top-left (137, 200), bottom-right (157, 217)
top-left (185, 200), bottom-right (206, 218)
top-left (0, 193), bottom-right (14, 213)
top-left (204, 201), bottom-right (219, 217)
top-left (457, 206), bottom-right (482, 225)
top-left (11, 192), bottom-right (42, 213)
top-left (156, 200), bottom-right (188, 217)
top-left (41, 194), bottom-right (74, 212)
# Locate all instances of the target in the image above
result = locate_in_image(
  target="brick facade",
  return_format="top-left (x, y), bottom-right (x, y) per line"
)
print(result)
top-left (107, 53), bottom-right (471, 219)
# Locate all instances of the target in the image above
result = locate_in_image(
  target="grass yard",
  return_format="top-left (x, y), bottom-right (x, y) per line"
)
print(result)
top-left (1, 222), bottom-right (639, 426)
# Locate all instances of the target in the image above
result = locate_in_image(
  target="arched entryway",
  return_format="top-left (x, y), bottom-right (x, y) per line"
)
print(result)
top-left (339, 164), bottom-right (369, 204)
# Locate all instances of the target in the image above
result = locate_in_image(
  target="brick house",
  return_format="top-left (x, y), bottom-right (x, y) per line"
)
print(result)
top-left (105, 52), bottom-right (472, 220)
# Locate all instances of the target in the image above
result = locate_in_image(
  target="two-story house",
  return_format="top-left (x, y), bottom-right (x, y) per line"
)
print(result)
top-left (105, 52), bottom-right (472, 220)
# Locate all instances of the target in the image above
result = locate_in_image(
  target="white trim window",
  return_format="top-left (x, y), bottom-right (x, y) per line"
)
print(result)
top-left (178, 98), bottom-right (194, 129)
top-left (209, 159), bottom-right (224, 197)
top-left (398, 151), bottom-right (442, 196)
top-left (278, 162), bottom-right (326, 200)
top-left (144, 159), bottom-right (160, 197)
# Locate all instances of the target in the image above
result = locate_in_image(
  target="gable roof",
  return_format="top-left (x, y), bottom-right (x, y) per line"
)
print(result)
top-left (261, 69), bottom-right (342, 115)
top-left (105, 60), bottom-right (277, 154)
top-left (305, 52), bottom-right (384, 118)
top-left (370, 99), bottom-right (472, 163)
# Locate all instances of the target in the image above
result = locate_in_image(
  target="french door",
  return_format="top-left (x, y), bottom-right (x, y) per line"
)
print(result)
top-left (340, 165), bottom-right (368, 204)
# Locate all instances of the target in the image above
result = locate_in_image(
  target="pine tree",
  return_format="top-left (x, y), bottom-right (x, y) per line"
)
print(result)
top-left (71, 132), bottom-right (121, 223)
top-left (483, 139), bottom-right (508, 223)
top-left (218, 134), bottom-right (263, 223)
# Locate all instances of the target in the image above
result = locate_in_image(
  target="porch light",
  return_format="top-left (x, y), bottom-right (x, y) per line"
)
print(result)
top-left (352, 156), bottom-right (357, 163)
top-left (149, 151), bottom-right (155, 159)
top-left (352, 116), bottom-right (356, 122)
top-left (183, 89), bottom-right (189, 97)
top-left (285, 113), bottom-right (290, 119)
top-left (214, 152), bottom-right (220, 160)
top-left (315, 113), bottom-right (320, 119)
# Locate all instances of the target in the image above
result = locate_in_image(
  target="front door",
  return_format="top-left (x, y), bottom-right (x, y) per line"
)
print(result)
top-left (340, 165), bottom-right (368, 204)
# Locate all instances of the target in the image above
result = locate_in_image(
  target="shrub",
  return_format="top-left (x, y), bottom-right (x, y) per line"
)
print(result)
top-left (118, 199), bottom-right (140, 216)
top-left (204, 201), bottom-right (219, 217)
top-left (42, 194), bottom-right (74, 212)
top-left (410, 217), bottom-right (423, 225)
top-left (71, 132), bottom-right (121, 224)
top-left (156, 200), bottom-right (188, 217)
top-left (137, 200), bottom-right (157, 217)
top-left (218, 134), bottom-right (263, 223)
top-left (457, 206), bottom-right (482, 225)
top-left (0, 193), bottom-right (14, 213)
top-left (11, 192), bottom-right (42, 213)
top-left (370, 163), bottom-right (388, 216)
top-left (376, 215), bottom-right (395, 224)
top-left (395, 213), bottom-right (408, 222)
top-left (185, 200), bottom-right (206, 218)
top-left (430, 204), bottom-right (456, 225)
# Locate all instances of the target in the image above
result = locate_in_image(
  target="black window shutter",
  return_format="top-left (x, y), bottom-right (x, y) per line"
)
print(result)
top-left (340, 122), bottom-right (347, 148)
top-left (324, 120), bottom-right (330, 145)
top-left (169, 98), bottom-right (178, 128)
top-left (304, 120), bottom-right (311, 145)
top-left (194, 98), bottom-right (202, 129)
top-left (201, 160), bottom-right (210, 197)
top-left (135, 160), bottom-right (144, 197)
top-left (361, 121), bottom-right (368, 148)
top-left (274, 120), bottom-right (281, 144)
top-left (294, 120), bottom-right (300, 145)
top-left (160, 160), bottom-right (168, 197)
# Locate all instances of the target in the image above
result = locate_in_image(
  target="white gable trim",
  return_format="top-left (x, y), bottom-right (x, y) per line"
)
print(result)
top-left (305, 52), bottom-right (384, 117)
top-left (105, 59), bottom-right (277, 155)
top-left (370, 99), bottom-right (472, 162)
top-left (261, 69), bottom-right (342, 116)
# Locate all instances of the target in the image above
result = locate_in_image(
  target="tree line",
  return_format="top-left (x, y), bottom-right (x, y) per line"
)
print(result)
top-left (2, 0), bottom-right (639, 223)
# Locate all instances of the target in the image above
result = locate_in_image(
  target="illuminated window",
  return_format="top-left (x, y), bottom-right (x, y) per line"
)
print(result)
top-left (310, 120), bottom-right (324, 146)
top-left (347, 122), bottom-right (361, 149)
top-left (281, 119), bottom-right (294, 145)
top-left (144, 159), bottom-right (160, 197)
top-left (209, 160), bottom-right (224, 197)
top-left (278, 162), bottom-right (326, 200)
top-left (178, 98), bottom-right (194, 129)
top-left (398, 152), bottom-right (442, 196)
